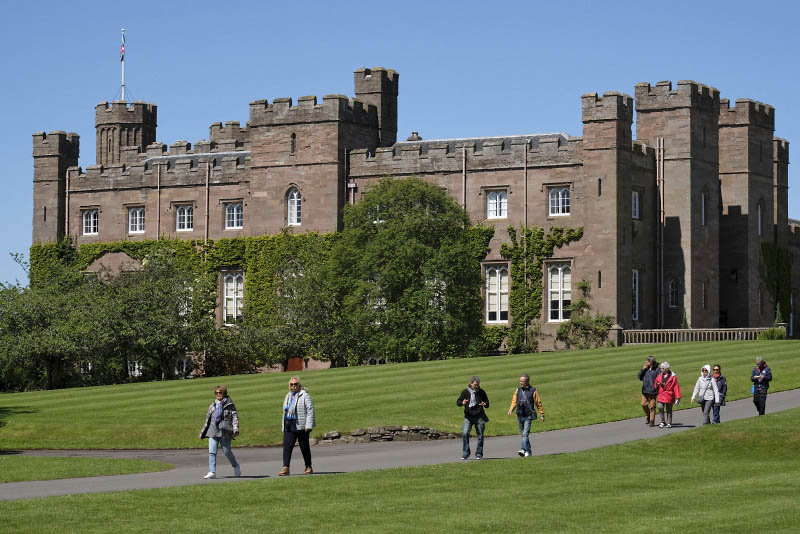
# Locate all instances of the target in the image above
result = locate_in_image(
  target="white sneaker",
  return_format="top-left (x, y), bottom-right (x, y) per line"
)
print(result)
top-left (234, 465), bottom-right (241, 477)
top-left (203, 472), bottom-right (216, 479)
top-left (524, 451), bottom-right (531, 457)
top-left (518, 449), bottom-right (525, 457)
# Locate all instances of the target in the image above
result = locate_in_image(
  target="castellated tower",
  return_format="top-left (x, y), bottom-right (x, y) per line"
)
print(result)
top-left (580, 91), bottom-right (634, 326)
top-left (635, 81), bottom-right (721, 328)
top-left (32, 131), bottom-right (79, 243)
top-left (95, 101), bottom-right (157, 165)
top-left (354, 68), bottom-right (398, 147)
top-left (718, 99), bottom-right (776, 327)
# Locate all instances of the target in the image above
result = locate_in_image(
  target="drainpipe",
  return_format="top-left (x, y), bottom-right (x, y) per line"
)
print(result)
top-left (205, 161), bottom-right (210, 245)
top-left (523, 140), bottom-right (529, 344)
top-left (657, 137), bottom-right (665, 328)
top-left (462, 144), bottom-right (467, 210)
top-left (156, 163), bottom-right (161, 238)
top-left (65, 169), bottom-right (70, 237)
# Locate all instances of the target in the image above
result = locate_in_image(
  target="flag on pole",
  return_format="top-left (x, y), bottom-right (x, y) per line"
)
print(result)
top-left (120, 32), bottom-right (125, 62)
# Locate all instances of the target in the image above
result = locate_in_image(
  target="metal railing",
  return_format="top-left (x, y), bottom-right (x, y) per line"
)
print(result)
top-left (623, 327), bottom-right (777, 345)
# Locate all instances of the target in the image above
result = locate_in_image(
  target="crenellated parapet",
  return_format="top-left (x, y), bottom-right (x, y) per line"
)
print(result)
top-left (581, 91), bottom-right (633, 123)
top-left (95, 100), bottom-right (157, 126)
top-left (209, 120), bottom-right (249, 151)
top-left (95, 100), bottom-right (158, 166)
top-left (774, 137), bottom-right (789, 163)
top-left (635, 80), bottom-right (720, 113)
top-left (719, 99), bottom-right (775, 130)
top-left (349, 134), bottom-right (580, 178)
top-left (32, 130), bottom-right (80, 160)
top-left (248, 94), bottom-right (378, 127)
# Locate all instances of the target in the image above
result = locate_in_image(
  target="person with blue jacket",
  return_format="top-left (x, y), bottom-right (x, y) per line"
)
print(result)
top-left (752, 357), bottom-right (772, 415)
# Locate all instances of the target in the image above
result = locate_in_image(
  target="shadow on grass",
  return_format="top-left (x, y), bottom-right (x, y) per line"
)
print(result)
top-left (0, 406), bottom-right (38, 429)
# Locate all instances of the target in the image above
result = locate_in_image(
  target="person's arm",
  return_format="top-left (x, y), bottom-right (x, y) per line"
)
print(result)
top-left (507, 390), bottom-right (517, 415)
top-left (691, 378), bottom-right (701, 403)
top-left (711, 379), bottom-right (720, 404)
top-left (719, 377), bottom-right (727, 400)
top-left (304, 393), bottom-right (315, 430)
top-left (457, 390), bottom-right (467, 407)
top-left (533, 390), bottom-right (544, 421)
top-left (480, 390), bottom-right (489, 409)
top-left (752, 368), bottom-right (760, 383)
top-left (638, 368), bottom-right (647, 381)
top-left (764, 367), bottom-right (773, 382)
top-left (199, 404), bottom-right (212, 439)
top-left (231, 404), bottom-right (240, 436)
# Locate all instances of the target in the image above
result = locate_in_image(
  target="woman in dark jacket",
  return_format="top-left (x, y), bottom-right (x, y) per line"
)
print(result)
top-left (457, 376), bottom-right (489, 460)
top-left (199, 385), bottom-right (240, 479)
top-left (712, 364), bottom-right (727, 424)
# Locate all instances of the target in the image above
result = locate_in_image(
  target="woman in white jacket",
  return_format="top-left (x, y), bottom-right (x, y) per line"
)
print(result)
top-left (278, 376), bottom-right (316, 476)
top-left (691, 364), bottom-right (720, 425)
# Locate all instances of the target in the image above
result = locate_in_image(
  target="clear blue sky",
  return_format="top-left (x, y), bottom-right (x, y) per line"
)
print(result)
top-left (2, 0), bottom-right (798, 285)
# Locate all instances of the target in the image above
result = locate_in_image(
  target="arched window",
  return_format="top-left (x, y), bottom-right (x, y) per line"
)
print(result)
top-left (486, 266), bottom-right (509, 323)
top-left (225, 203), bottom-right (243, 229)
top-left (548, 187), bottom-right (570, 216)
top-left (290, 133), bottom-right (297, 154)
top-left (487, 190), bottom-right (507, 219)
top-left (82, 209), bottom-right (99, 235)
top-left (128, 207), bottom-right (145, 234)
top-left (223, 272), bottom-right (244, 325)
top-left (176, 205), bottom-right (193, 231)
top-left (548, 263), bottom-right (571, 322)
top-left (288, 188), bottom-right (302, 226)
top-left (668, 279), bottom-right (678, 308)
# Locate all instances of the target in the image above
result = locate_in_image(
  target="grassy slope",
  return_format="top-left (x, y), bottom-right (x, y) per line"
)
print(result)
top-left (1, 407), bottom-right (798, 533)
top-left (0, 340), bottom-right (797, 449)
top-left (0, 456), bottom-right (171, 483)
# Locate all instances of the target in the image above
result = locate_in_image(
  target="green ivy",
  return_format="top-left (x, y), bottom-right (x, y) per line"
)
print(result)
top-left (760, 242), bottom-right (792, 323)
top-left (500, 225), bottom-right (583, 353)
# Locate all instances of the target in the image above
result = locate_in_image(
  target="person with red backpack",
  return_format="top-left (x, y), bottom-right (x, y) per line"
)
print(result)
top-left (654, 362), bottom-right (681, 428)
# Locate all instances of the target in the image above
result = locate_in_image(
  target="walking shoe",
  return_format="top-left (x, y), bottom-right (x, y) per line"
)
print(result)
top-left (234, 465), bottom-right (241, 477)
top-left (649, 422), bottom-right (655, 427)
top-left (665, 423), bottom-right (672, 428)
top-left (524, 451), bottom-right (531, 457)
top-left (518, 449), bottom-right (525, 457)
top-left (278, 466), bottom-right (290, 476)
top-left (203, 472), bottom-right (216, 479)
top-left (475, 456), bottom-right (483, 460)
top-left (303, 466), bottom-right (313, 475)
top-left (461, 456), bottom-right (469, 460)
top-left (658, 422), bottom-right (665, 428)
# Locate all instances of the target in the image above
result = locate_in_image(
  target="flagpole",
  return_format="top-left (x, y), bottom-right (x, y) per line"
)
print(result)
top-left (121, 29), bottom-right (126, 101)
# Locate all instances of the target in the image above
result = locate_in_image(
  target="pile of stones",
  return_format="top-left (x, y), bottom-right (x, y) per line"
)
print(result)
top-left (314, 426), bottom-right (459, 445)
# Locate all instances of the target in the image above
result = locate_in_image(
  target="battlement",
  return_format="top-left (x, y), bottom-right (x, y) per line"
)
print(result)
top-left (719, 98), bottom-right (775, 129)
top-left (32, 130), bottom-right (80, 158)
top-left (210, 121), bottom-right (248, 142)
top-left (635, 80), bottom-right (720, 113)
top-left (248, 94), bottom-right (378, 127)
top-left (774, 137), bottom-right (789, 163)
top-left (354, 67), bottom-right (399, 94)
top-left (95, 100), bottom-right (158, 126)
top-left (581, 91), bottom-right (633, 122)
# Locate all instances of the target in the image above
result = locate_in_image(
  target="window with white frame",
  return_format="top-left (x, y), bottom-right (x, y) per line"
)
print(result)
top-left (223, 272), bottom-right (244, 325)
top-left (548, 187), bottom-right (570, 216)
top-left (668, 279), bottom-right (678, 308)
top-left (82, 209), bottom-right (99, 235)
top-left (485, 265), bottom-right (509, 323)
top-left (128, 360), bottom-right (142, 378)
top-left (128, 207), bottom-right (145, 234)
top-left (632, 191), bottom-right (640, 220)
top-left (632, 269), bottom-right (639, 321)
top-left (225, 203), bottom-right (243, 229)
top-left (176, 205), bottom-right (194, 231)
top-left (486, 190), bottom-right (507, 219)
top-left (548, 263), bottom-right (571, 322)
top-left (288, 188), bottom-right (302, 226)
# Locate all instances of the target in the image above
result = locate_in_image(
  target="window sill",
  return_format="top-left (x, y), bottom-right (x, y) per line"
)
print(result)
top-left (176, 228), bottom-right (194, 232)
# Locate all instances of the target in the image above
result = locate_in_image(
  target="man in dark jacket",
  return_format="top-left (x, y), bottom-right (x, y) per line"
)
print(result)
top-left (457, 376), bottom-right (489, 460)
top-left (752, 357), bottom-right (772, 415)
top-left (638, 356), bottom-right (660, 427)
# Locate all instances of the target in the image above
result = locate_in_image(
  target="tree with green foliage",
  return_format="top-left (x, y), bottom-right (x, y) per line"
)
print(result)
top-left (556, 281), bottom-right (614, 349)
top-left (323, 177), bottom-right (492, 364)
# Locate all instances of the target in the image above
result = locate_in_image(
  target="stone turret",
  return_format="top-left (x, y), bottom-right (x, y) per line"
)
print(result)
top-left (32, 130), bottom-right (79, 243)
top-left (95, 101), bottom-right (157, 165)
top-left (354, 67), bottom-right (398, 147)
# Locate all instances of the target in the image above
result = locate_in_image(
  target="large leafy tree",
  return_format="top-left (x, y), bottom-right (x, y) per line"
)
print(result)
top-left (323, 177), bottom-right (488, 364)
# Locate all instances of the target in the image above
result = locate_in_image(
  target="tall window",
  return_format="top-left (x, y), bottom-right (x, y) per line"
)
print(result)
top-left (702, 280), bottom-right (707, 310)
top-left (757, 201), bottom-right (763, 236)
top-left (288, 188), bottom-right (302, 226)
top-left (548, 187), bottom-right (570, 216)
top-left (548, 263), bottom-right (571, 322)
top-left (223, 272), bottom-right (244, 325)
top-left (701, 190), bottom-right (707, 226)
top-left (290, 133), bottom-right (297, 154)
top-left (632, 269), bottom-right (639, 321)
top-left (128, 207), bottom-right (145, 234)
top-left (225, 203), bottom-right (243, 229)
top-left (668, 279), bottom-right (678, 308)
top-left (176, 205), bottom-right (193, 231)
top-left (632, 191), bottom-right (640, 220)
top-left (486, 266), bottom-right (509, 323)
top-left (82, 209), bottom-right (99, 235)
top-left (487, 190), bottom-right (507, 219)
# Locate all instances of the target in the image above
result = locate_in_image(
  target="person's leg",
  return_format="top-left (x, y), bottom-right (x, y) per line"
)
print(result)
top-left (518, 416), bottom-right (532, 453)
top-left (712, 403), bottom-right (721, 424)
top-left (475, 420), bottom-right (485, 457)
top-left (647, 396), bottom-right (657, 424)
top-left (208, 437), bottom-right (219, 473)
top-left (702, 400), bottom-right (712, 424)
top-left (297, 430), bottom-right (312, 468)
top-left (666, 403), bottom-right (673, 426)
top-left (282, 430), bottom-right (298, 467)
top-left (658, 403), bottom-right (666, 425)
top-left (461, 418), bottom-right (473, 458)
top-left (220, 436), bottom-right (238, 468)
top-left (641, 394), bottom-right (650, 421)
top-left (755, 391), bottom-right (767, 415)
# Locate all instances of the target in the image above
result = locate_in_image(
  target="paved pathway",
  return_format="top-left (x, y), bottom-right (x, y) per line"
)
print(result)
top-left (2, 389), bottom-right (799, 501)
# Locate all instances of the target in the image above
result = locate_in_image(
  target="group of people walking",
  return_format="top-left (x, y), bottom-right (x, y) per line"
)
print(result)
top-left (638, 356), bottom-right (773, 428)
top-left (197, 355), bottom-right (775, 478)
top-left (199, 377), bottom-right (315, 479)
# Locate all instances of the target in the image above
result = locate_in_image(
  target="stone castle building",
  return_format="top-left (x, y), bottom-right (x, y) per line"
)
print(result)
top-left (32, 67), bottom-right (799, 343)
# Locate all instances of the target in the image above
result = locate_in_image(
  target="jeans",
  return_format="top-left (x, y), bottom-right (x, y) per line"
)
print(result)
top-left (283, 429), bottom-right (312, 468)
top-left (461, 417), bottom-right (486, 458)
top-left (208, 435), bottom-right (238, 473)
top-left (699, 399), bottom-right (714, 424)
top-left (517, 415), bottom-right (534, 453)
top-left (712, 403), bottom-right (722, 423)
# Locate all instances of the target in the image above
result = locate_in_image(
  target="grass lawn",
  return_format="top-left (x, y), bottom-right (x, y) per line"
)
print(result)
top-left (1, 406), bottom-right (798, 532)
top-left (0, 340), bottom-right (797, 449)
top-left (0, 456), bottom-right (171, 483)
